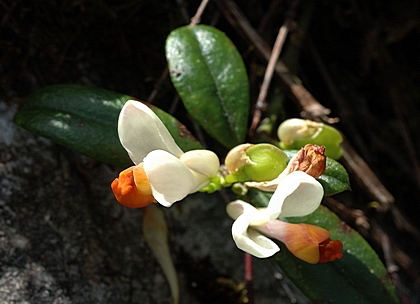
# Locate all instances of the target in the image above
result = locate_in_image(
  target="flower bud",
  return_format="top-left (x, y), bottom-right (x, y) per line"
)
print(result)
top-left (245, 144), bottom-right (326, 193)
top-left (111, 164), bottom-right (156, 208)
top-left (278, 118), bottom-right (343, 159)
top-left (257, 220), bottom-right (343, 264)
top-left (225, 144), bottom-right (288, 182)
top-left (225, 144), bottom-right (254, 175)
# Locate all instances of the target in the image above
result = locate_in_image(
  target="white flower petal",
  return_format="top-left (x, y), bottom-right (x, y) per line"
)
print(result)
top-left (118, 100), bottom-right (183, 164)
top-left (267, 171), bottom-right (323, 219)
top-left (179, 150), bottom-right (220, 178)
top-left (188, 170), bottom-right (210, 193)
top-left (244, 179), bottom-right (280, 192)
top-left (143, 150), bottom-right (196, 207)
top-left (232, 211), bottom-right (280, 258)
top-left (226, 200), bottom-right (257, 220)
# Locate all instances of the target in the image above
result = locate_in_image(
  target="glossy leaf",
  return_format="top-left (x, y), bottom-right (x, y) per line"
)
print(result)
top-left (166, 25), bottom-right (249, 149)
top-left (14, 85), bottom-right (201, 167)
top-left (278, 206), bottom-right (398, 304)
top-left (283, 150), bottom-right (350, 196)
top-left (249, 191), bottom-right (398, 303)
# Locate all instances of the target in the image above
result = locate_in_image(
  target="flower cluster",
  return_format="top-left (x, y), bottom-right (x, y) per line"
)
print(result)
top-left (111, 100), bottom-right (220, 208)
top-left (111, 101), bottom-right (343, 264)
top-left (226, 144), bottom-right (343, 263)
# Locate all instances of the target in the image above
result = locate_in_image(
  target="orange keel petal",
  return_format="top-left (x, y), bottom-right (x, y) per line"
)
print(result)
top-left (257, 221), bottom-right (343, 264)
top-left (318, 239), bottom-right (344, 263)
top-left (111, 165), bottom-right (155, 208)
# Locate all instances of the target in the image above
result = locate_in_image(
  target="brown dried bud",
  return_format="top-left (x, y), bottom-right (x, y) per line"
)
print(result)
top-left (288, 144), bottom-right (326, 178)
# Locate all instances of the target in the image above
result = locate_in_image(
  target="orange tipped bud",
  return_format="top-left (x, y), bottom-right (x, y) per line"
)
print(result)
top-left (284, 223), bottom-right (343, 264)
top-left (111, 164), bottom-right (155, 208)
top-left (318, 239), bottom-right (344, 263)
top-left (258, 221), bottom-right (343, 264)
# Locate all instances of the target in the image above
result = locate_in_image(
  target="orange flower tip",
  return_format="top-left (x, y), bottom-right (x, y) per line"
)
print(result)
top-left (318, 239), bottom-right (344, 263)
top-left (111, 166), bottom-right (155, 208)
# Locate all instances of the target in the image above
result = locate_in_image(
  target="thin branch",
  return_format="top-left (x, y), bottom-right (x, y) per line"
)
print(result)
top-left (215, 0), bottom-right (332, 120)
top-left (340, 139), bottom-right (395, 210)
top-left (147, 0), bottom-right (190, 104)
top-left (190, 0), bottom-right (209, 27)
top-left (250, 0), bottom-right (300, 135)
top-left (323, 197), bottom-right (371, 234)
top-left (373, 223), bottom-right (412, 303)
top-left (147, 67), bottom-right (169, 104)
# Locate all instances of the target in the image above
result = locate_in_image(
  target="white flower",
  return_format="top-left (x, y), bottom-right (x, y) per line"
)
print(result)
top-left (226, 170), bottom-right (324, 259)
top-left (112, 100), bottom-right (220, 208)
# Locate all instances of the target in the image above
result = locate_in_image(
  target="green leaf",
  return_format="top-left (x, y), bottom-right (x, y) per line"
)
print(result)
top-left (284, 150), bottom-right (350, 196)
top-left (249, 190), bottom-right (398, 303)
top-left (166, 25), bottom-right (249, 149)
top-left (319, 156), bottom-right (350, 195)
top-left (278, 206), bottom-right (399, 304)
top-left (14, 84), bottom-right (201, 167)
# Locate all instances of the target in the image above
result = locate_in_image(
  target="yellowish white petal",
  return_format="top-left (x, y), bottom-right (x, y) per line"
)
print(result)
top-left (267, 171), bottom-right (323, 219)
top-left (179, 150), bottom-right (220, 178)
top-left (118, 100), bottom-right (183, 164)
top-left (227, 200), bottom-right (279, 258)
top-left (188, 170), bottom-right (211, 193)
top-left (232, 210), bottom-right (280, 258)
top-left (143, 150), bottom-right (196, 207)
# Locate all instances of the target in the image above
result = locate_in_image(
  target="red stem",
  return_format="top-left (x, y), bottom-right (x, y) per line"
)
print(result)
top-left (245, 253), bottom-right (254, 304)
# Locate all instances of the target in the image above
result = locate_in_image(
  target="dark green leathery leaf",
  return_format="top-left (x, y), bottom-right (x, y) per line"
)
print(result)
top-left (276, 206), bottom-right (399, 304)
top-left (14, 85), bottom-right (201, 167)
top-left (166, 25), bottom-right (249, 149)
top-left (248, 188), bottom-right (398, 303)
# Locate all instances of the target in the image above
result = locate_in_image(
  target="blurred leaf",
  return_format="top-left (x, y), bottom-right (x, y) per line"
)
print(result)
top-left (284, 150), bottom-right (350, 196)
top-left (278, 206), bottom-right (399, 304)
top-left (143, 204), bottom-right (179, 304)
top-left (166, 25), bottom-right (249, 149)
top-left (14, 84), bottom-right (201, 167)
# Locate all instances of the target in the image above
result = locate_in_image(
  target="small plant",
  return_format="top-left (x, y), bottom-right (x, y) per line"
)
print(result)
top-left (14, 3), bottom-right (398, 304)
